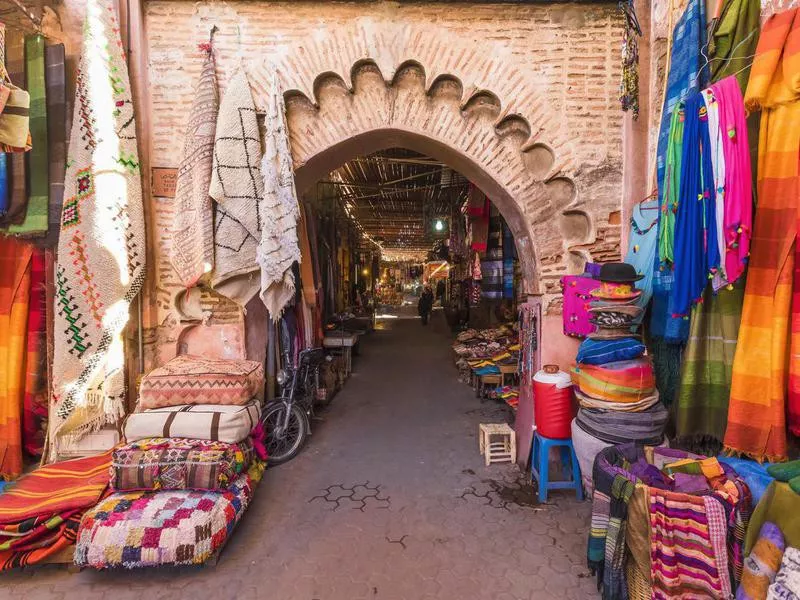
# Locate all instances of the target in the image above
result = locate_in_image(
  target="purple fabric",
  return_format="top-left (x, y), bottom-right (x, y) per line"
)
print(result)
top-left (584, 263), bottom-right (603, 278)
top-left (561, 275), bottom-right (601, 337)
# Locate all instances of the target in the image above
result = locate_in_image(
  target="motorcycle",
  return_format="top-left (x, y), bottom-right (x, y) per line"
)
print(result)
top-left (261, 346), bottom-right (330, 465)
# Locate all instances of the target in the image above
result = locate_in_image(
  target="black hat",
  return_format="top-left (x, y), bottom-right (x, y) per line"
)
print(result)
top-left (597, 262), bottom-right (644, 283)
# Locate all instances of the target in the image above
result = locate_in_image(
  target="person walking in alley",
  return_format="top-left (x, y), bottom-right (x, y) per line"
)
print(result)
top-left (418, 285), bottom-right (434, 325)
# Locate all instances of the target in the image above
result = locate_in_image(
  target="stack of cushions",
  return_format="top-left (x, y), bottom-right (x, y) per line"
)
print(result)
top-left (75, 354), bottom-right (266, 569)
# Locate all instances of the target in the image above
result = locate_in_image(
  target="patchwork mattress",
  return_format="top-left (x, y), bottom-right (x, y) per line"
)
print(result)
top-left (75, 474), bottom-right (253, 569)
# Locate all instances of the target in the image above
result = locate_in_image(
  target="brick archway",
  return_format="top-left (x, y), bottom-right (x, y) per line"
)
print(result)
top-left (248, 59), bottom-right (584, 298)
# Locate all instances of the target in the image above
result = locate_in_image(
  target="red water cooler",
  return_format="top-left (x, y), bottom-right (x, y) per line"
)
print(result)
top-left (532, 365), bottom-right (575, 439)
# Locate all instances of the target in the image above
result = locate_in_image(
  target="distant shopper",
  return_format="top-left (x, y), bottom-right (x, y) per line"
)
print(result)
top-left (418, 285), bottom-right (434, 325)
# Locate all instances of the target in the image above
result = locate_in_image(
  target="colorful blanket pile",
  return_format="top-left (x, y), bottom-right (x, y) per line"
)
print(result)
top-left (75, 472), bottom-right (253, 569)
top-left (0, 451), bottom-right (111, 569)
top-left (770, 547), bottom-right (800, 599)
top-left (50, 0), bottom-right (146, 459)
top-left (111, 437), bottom-right (253, 492)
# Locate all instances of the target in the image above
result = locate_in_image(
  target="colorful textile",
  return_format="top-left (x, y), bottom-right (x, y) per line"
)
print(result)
top-left (739, 522), bottom-right (785, 600)
top-left (169, 44), bottom-right (218, 289)
top-left (258, 67), bottom-right (301, 321)
top-left (0, 512), bottom-right (82, 571)
top-left (675, 281), bottom-right (744, 447)
top-left (576, 403), bottom-right (668, 445)
top-left (0, 451), bottom-right (111, 522)
top-left (210, 68), bottom-right (263, 307)
top-left (710, 0), bottom-right (762, 91)
top-left (124, 401), bottom-right (262, 444)
top-left (561, 275), bottom-right (600, 337)
top-left (671, 91), bottom-right (720, 318)
top-left (649, 489), bottom-right (732, 599)
top-left (769, 547), bottom-right (800, 599)
top-left (571, 358), bottom-right (655, 403)
top-left (701, 86), bottom-right (727, 287)
top-left (619, 0), bottom-right (641, 118)
top-left (0, 154), bottom-right (7, 221)
top-left (720, 457), bottom-right (775, 504)
top-left (0, 30), bottom-right (26, 226)
top-left (575, 337), bottom-right (645, 365)
top-left (22, 249), bottom-right (47, 457)
top-left (659, 106), bottom-right (684, 267)
top-left (767, 461), bottom-right (800, 482)
top-left (713, 75), bottom-right (753, 286)
top-left (5, 35), bottom-right (47, 236)
top-left (111, 437), bottom-right (253, 491)
top-left (42, 43), bottom-right (67, 249)
top-left (138, 355), bottom-right (264, 410)
top-left (0, 237), bottom-right (32, 479)
top-left (75, 472), bottom-right (254, 569)
top-left (746, 482), bottom-right (800, 557)
top-left (574, 388), bottom-right (660, 412)
top-left (727, 9), bottom-right (800, 461)
top-left (50, 0), bottom-right (146, 459)
top-left (624, 198), bottom-right (659, 308)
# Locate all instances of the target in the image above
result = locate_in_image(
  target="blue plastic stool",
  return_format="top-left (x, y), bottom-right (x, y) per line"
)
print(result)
top-left (530, 432), bottom-right (584, 503)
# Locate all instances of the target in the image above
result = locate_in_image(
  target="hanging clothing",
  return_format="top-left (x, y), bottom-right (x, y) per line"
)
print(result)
top-left (5, 35), bottom-right (48, 237)
top-left (713, 75), bottom-right (753, 286)
top-left (0, 237), bottom-right (32, 479)
top-left (169, 44), bottom-right (218, 290)
top-left (701, 87), bottom-right (727, 286)
top-left (709, 0), bottom-right (762, 91)
top-left (625, 198), bottom-right (658, 308)
top-left (0, 29), bottom-right (26, 227)
top-left (671, 92), bottom-right (720, 318)
top-left (675, 281), bottom-right (744, 449)
top-left (726, 9), bottom-right (800, 461)
top-left (658, 107), bottom-right (684, 266)
top-left (502, 222), bottom-right (515, 300)
top-left (49, 0), bottom-right (147, 460)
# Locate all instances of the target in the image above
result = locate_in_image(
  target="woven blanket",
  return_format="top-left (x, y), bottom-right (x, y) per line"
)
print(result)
top-left (49, 0), bottom-right (146, 460)
top-left (571, 358), bottom-right (655, 403)
top-left (75, 472), bottom-right (253, 569)
top-left (576, 403), bottom-right (667, 445)
top-left (769, 547), bottom-right (800, 599)
top-left (40, 43), bottom-right (67, 249)
top-left (649, 489), bottom-right (732, 599)
top-left (258, 67), bottom-right (301, 320)
top-left (169, 45), bottom-right (218, 289)
top-left (137, 354), bottom-right (264, 410)
top-left (575, 388), bottom-right (660, 412)
top-left (22, 249), bottom-right (47, 457)
top-left (111, 436), bottom-right (253, 491)
top-left (0, 511), bottom-right (82, 570)
top-left (727, 8), bottom-right (800, 460)
top-left (210, 68), bottom-right (263, 307)
top-left (0, 237), bottom-right (32, 479)
top-left (676, 281), bottom-right (743, 448)
top-left (5, 34), bottom-right (48, 236)
top-left (0, 451), bottom-right (111, 522)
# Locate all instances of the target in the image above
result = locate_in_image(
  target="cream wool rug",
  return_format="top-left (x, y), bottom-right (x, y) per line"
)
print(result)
top-left (257, 68), bottom-right (301, 320)
top-left (170, 45), bottom-right (218, 290)
top-left (209, 68), bottom-right (263, 307)
top-left (49, 0), bottom-right (145, 460)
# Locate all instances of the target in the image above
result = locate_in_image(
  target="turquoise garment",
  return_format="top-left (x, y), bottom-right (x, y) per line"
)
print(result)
top-left (625, 198), bottom-right (659, 309)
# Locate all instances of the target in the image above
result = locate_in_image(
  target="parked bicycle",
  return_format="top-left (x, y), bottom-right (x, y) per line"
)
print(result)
top-left (261, 347), bottom-right (330, 465)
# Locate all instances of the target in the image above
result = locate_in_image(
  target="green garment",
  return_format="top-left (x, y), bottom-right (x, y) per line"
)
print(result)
top-left (745, 481), bottom-right (800, 556)
top-left (710, 0), bottom-right (761, 92)
top-left (658, 106), bottom-right (684, 266)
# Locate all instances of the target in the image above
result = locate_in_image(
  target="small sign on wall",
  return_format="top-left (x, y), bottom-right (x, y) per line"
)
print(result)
top-left (152, 167), bottom-right (178, 198)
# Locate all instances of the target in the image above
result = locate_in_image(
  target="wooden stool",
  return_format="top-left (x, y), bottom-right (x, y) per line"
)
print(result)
top-left (478, 423), bottom-right (516, 466)
top-left (498, 364), bottom-right (518, 386)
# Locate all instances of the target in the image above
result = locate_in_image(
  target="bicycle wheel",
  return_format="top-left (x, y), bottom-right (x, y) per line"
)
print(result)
top-left (261, 403), bottom-right (309, 465)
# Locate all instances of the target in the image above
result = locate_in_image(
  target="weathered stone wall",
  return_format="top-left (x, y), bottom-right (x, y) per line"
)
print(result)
top-left (53, 0), bottom-right (628, 367)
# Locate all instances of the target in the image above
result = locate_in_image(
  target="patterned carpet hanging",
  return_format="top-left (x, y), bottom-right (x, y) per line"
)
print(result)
top-left (49, 0), bottom-right (145, 460)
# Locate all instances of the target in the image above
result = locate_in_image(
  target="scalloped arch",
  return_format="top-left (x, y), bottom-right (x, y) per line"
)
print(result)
top-left (248, 59), bottom-right (586, 296)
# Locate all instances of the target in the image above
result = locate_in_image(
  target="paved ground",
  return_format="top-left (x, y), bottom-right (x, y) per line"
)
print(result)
top-left (3, 307), bottom-right (597, 600)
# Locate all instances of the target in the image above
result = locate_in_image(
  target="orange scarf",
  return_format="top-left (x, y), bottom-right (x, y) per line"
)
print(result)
top-left (725, 9), bottom-right (800, 461)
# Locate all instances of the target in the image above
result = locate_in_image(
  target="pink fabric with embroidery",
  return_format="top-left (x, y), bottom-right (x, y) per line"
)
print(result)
top-left (561, 275), bottom-right (601, 337)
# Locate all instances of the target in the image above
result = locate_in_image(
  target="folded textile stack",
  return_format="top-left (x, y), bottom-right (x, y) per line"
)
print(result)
top-left (74, 355), bottom-right (266, 570)
top-left (571, 265), bottom-right (668, 479)
top-left (0, 452), bottom-right (111, 570)
top-left (452, 325), bottom-right (519, 383)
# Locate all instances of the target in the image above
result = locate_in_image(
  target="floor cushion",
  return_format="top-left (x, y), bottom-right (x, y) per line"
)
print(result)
top-left (124, 401), bottom-right (261, 444)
